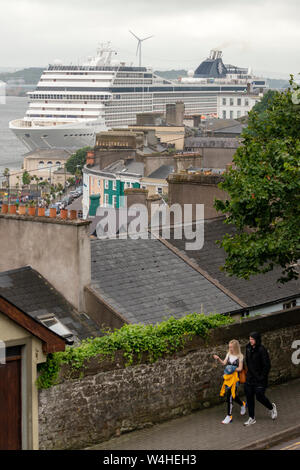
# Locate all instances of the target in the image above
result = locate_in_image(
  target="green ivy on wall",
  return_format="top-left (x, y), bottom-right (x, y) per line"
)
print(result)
top-left (36, 312), bottom-right (234, 390)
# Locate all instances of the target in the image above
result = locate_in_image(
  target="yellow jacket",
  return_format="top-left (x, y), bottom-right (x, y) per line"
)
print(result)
top-left (220, 371), bottom-right (239, 399)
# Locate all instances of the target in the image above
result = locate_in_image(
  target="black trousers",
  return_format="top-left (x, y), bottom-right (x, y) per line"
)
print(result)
top-left (244, 382), bottom-right (273, 419)
top-left (226, 386), bottom-right (243, 416)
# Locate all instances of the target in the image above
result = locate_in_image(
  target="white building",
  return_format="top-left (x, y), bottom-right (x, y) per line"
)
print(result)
top-left (217, 92), bottom-right (262, 119)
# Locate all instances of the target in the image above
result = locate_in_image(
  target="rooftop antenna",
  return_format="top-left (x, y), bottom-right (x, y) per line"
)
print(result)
top-left (129, 30), bottom-right (154, 67)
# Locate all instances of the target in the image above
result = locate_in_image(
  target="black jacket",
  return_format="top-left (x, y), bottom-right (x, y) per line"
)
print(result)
top-left (245, 332), bottom-right (271, 387)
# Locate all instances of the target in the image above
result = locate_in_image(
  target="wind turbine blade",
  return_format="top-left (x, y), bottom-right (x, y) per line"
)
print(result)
top-left (129, 30), bottom-right (140, 41)
top-left (141, 35), bottom-right (154, 42)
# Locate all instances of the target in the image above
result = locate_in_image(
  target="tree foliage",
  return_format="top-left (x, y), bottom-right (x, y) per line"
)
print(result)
top-left (252, 89), bottom-right (278, 115)
top-left (65, 146), bottom-right (91, 175)
top-left (214, 77), bottom-right (300, 283)
top-left (22, 170), bottom-right (31, 186)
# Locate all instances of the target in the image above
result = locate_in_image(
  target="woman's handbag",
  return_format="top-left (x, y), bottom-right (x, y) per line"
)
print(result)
top-left (239, 366), bottom-right (247, 384)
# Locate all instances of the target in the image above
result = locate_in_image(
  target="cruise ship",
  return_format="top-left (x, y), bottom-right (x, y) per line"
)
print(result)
top-left (9, 44), bottom-right (267, 151)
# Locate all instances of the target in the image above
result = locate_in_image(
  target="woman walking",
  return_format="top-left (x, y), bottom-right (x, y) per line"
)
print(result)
top-left (213, 339), bottom-right (246, 424)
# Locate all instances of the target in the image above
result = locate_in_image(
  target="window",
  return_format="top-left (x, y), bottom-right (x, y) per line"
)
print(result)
top-left (230, 98), bottom-right (234, 106)
top-left (112, 195), bottom-right (117, 207)
top-left (237, 98), bottom-right (241, 106)
top-left (237, 110), bottom-right (241, 118)
top-left (55, 161), bottom-right (61, 166)
top-left (222, 98), bottom-right (226, 105)
top-left (104, 180), bottom-right (109, 189)
top-left (112, 180), bottom-right (117, 190)
top-left (157, 187), bottom-right (163, 195)
top-left (38, 161), bottom-right (44, 169)
top-left (222, 110), bottom-right (226, 119)
top-left (230, 111), bottom-right (233, 119)
top-left (126, 181), bottom-right (131, 188)
top-left (47, 161), bottom-right (52, 166)
top-left (283, 300), bottom-right (297, 310)
top-left (245, 99), bottom-right (249, 106)
top-left (104, 194), bottom-right (109, 206)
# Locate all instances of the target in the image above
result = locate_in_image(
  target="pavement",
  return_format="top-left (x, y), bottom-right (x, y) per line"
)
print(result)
top-left (86, 377), bottom-right (300, 451)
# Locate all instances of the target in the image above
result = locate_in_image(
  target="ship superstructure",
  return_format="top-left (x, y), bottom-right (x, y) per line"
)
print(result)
top-left (10, 45), bottom-right (267, 151)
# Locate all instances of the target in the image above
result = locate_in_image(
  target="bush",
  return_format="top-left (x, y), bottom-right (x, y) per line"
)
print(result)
top-left (36, 312), bottom-right (233, 389)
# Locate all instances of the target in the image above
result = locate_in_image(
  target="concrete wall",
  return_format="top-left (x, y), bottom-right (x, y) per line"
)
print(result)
top-left (38, 307), bottom-right (300, 450)
top-left (167, 173), bottom-right (227, 220)
top-left (84, 286), bottom-right (127, 330)
top-left (201, 147), bottom-right (238, 168)
top-left (184, 137), bottom-right (240, 169)
top-left (135, 153), bottom-right (176, 177)
top-left (0, 214), bottom-right (91, 312)
top-left (92, 150), bottom-right (136, 171)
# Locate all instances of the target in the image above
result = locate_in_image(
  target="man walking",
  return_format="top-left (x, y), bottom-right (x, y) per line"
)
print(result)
top-left (244, 331), bottom-right (277, 426)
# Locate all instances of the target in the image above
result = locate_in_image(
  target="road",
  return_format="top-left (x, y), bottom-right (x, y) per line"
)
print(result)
top-left (269, 436), bottom-right (300, 450)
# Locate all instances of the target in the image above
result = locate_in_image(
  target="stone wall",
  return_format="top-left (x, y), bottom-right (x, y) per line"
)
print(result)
top-left (38, 307), bottom-right (300, 450)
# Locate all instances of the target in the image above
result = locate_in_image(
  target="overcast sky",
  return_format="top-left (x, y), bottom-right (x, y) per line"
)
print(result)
top-left (1, 0), bottom-right (299, 77)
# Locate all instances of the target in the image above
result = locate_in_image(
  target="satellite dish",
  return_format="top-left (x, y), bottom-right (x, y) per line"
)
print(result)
top-left (187, 70), bottom-right (194, 77)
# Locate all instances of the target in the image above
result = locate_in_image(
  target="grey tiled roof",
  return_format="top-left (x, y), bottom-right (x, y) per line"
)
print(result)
top-left (91, 238), bottom-right (241, 324)
top-left (167, 218), bottom-right (300, 308)
top-left (148, 165), bottom-right (175, 179)
top-left (0, 267), bottom-right (100, 342)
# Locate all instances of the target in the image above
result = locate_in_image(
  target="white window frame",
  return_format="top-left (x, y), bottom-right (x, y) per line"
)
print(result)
top-left (104, 179), bottom-right (109, 189)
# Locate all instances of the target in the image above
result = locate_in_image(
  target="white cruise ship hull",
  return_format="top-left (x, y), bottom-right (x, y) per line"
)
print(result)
top-left (9, 119), bottom-right (107, 151)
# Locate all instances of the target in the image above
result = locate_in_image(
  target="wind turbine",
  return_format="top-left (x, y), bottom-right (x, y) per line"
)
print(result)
top-left (129, 30), bottom-right (154, 67)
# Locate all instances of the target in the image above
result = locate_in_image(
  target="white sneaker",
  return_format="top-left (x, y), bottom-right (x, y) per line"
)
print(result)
top-left (244, 417), bottom-right (256, 426)
top-left (222, 415), bottom-right (233, 424)
top-left (270, 403), bottom-right (277, 420)
top-left (240, 401), bottom-right (247, 416)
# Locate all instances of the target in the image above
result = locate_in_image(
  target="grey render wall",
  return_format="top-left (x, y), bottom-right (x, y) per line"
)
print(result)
top-left (167, 173), bottom-right (227, 220)
top-left (0, 214), bottom-right (91, 312)
top-left (38, 307), bottom-right (300, 450)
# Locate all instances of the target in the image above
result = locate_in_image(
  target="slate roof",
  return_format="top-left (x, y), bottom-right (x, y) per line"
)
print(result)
top-left (0, 266), bottom-right (100, 342)
top-left (90, 238), bottom-right (241, 324)
top-left (147, 165), bottom-right (175, 180)
top-left (102, 158), bottom-right (144, 177)
top-left (167, 218), bottom-right (300, 308)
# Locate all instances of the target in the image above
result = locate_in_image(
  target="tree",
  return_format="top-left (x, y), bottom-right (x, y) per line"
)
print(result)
top-left (65, 146), bottom-right (91, 175)
top-left (22, 170), bottom-right (31, 186)
top-left (214, 77), bottom-right (300, 283)
top-left (252, 89), bottom-right (278, 115)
